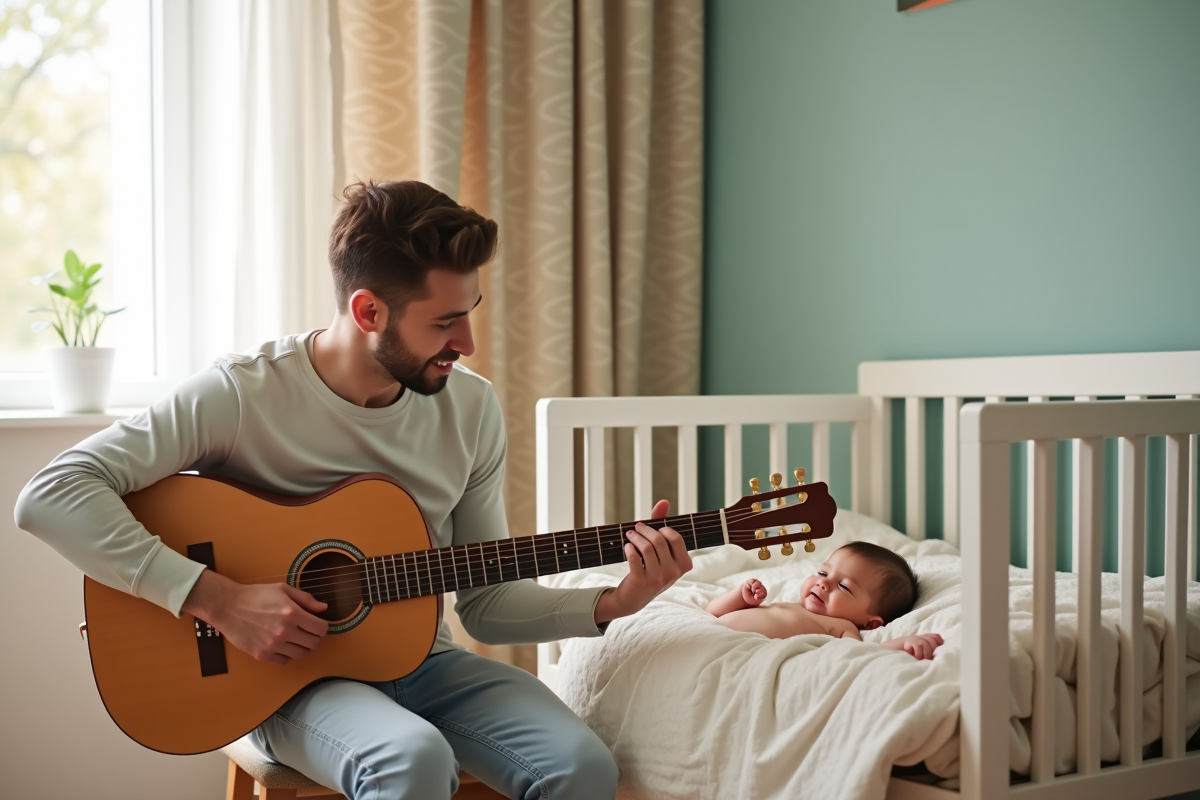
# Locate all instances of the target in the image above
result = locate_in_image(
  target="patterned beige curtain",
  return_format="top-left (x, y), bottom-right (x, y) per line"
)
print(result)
top-left (339, 0), bottom-right (704, 670)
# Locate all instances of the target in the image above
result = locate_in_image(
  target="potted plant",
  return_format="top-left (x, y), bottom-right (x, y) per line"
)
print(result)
top-left (29, 249), bottom-right (125, 413)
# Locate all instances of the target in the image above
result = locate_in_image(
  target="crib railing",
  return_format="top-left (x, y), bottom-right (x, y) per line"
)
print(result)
top-left (859, 351), bottom-right (1200, 571)
top-left (959, 398), bottom-right (1200, 800)
top-left (534, 394), bottom-right (873, 531)
top-left (533, 394), bottom-right (873, 686)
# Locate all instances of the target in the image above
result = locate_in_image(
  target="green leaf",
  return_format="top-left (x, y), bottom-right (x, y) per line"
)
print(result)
top-left (64, 250), bottom-right (84, 282)
top-left (49, 284), bottom-right (69, 298)
top-left (102, 307), bottom-right (126, 316)
top-left (84, 263), bottom-right (102, 281)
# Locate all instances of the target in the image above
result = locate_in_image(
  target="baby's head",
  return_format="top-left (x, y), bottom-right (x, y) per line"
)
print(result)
top-left (799, 542), bottom-right (918, 630)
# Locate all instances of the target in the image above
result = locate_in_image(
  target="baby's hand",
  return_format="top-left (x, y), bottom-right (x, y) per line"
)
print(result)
top-left (882, 633), bottom-right (944, 660)
top-left (740, 578), bottom-right (767, 607)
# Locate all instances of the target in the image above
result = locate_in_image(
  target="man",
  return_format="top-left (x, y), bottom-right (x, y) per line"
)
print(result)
top-left (15, 180), bottom-right (693, 800)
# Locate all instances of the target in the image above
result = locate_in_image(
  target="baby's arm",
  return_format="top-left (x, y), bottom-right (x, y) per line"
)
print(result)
top-left (706, 578), bottom-right (766, 617)
top-left (839, 625), bottom-right (863, 641)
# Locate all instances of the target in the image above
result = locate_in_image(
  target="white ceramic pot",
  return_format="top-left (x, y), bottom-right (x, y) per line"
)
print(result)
top-left (47, 347), bottom-right (117, 413)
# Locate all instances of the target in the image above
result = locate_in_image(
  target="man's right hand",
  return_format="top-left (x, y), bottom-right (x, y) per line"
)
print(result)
top-left (181, 570), bottom-right (329, 665)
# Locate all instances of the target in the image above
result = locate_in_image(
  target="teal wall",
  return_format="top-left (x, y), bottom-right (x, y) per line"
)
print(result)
top-left (699, 0), bottom-right (1200, 575)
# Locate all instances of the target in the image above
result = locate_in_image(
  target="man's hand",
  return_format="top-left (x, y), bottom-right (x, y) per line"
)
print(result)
top-left (182, 570), bottom-right (330, 665)
top-left (594, 499), bottom-right (693, 625)
top-left (882, 633), bottom-right (944, 660)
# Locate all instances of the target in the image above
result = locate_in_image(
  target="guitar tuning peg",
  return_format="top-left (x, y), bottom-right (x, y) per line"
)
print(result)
top-left (749, 477), bottom-right (761, 493)
top-left (781, 541), bottom-right (794, 556)
top-left (756, 529), bottom-right (770, 560)
top-left (804, 540), bottom-right (815, 553)
top-left (794, 467), bottom-right (806, 485)
top-left (769, 473), bottom-right (782, 491)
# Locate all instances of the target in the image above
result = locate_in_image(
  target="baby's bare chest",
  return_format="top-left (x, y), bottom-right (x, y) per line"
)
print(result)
top-left (756, 603), bottom-right (851, 638)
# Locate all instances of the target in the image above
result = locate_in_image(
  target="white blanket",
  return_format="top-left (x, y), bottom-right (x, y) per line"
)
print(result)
top-left (542, 510), bottom-right (1200, 800)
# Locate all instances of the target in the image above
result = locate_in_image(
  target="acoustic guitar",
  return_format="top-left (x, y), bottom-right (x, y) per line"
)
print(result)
top-left (82, 471), bottom-right (837, 754)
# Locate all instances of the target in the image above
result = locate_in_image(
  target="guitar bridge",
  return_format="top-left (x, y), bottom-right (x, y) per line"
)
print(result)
top-left (187, 542), bottom-right (229, 677)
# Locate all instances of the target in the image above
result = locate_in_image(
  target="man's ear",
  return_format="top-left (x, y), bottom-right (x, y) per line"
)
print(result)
top-left (349, 290), bottom-right (387, 334)
top-left (864, 616), bottom-right (884, 631)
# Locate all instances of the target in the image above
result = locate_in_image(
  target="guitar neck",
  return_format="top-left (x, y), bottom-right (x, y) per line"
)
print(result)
top-left (359, 510), bottom-right (729, 604)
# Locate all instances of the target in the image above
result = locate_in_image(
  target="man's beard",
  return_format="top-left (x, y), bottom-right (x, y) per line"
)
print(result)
top-left (373, 324), bottom-right (456, 397)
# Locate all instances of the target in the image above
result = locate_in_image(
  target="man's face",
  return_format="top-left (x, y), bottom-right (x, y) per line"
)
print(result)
top-left (799, 549), bottom-right (884, 629)
top-left (373, 268), bottom-right (481, 396)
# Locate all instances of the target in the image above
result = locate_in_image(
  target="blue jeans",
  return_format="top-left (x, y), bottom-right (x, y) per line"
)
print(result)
top-left (248, 649), bottom-right (617, 800)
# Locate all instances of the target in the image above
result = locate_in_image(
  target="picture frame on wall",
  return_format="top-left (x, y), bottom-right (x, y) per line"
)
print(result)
top-left (899, 0), bottom-right (958, 11)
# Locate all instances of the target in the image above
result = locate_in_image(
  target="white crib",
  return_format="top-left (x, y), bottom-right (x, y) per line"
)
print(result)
top-left (533, 350), bottom-right (1200, 800)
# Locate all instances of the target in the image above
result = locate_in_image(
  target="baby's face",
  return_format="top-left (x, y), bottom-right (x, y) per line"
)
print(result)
top-left (800, 550), bottom-right (884, 630)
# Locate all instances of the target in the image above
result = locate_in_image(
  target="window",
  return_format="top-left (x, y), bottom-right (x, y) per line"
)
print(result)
top-left (0, 0), bottom-right (168, 409)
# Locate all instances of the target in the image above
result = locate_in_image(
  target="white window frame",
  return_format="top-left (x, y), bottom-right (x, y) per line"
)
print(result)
top-left (0, 0), bottom-right (197, 411)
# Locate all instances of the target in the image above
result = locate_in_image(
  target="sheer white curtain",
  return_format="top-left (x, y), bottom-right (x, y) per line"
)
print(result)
top-left (188, 0), bottom-right (339, 367)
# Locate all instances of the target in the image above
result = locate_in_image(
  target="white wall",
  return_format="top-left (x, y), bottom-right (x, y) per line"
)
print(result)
top-left (0, 424), bottom-right (225, 800)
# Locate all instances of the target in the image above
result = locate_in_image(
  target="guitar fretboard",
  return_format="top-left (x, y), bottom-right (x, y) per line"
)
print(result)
top-left (357, 511), bottom-right (728, 604)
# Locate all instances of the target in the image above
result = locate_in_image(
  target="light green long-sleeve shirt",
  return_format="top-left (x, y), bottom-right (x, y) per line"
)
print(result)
top-left (14, 331), bottom-right (608, 655)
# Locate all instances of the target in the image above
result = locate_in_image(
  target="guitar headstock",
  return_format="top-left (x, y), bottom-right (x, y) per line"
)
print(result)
top-left (723, 468), bottom-right (837, 558)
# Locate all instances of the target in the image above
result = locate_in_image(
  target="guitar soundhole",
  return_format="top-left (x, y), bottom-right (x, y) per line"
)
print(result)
top-left (297, 550), bottom-right (364, 623)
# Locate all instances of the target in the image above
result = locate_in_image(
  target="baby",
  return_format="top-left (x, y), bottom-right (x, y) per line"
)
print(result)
top-left (705, 541), bottom-right (944, 660)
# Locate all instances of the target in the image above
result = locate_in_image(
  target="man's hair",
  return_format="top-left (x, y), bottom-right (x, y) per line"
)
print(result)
top-left (328, 180), bottom-right (499, 314)
top-left (835, 541), bottom-right (919, 624)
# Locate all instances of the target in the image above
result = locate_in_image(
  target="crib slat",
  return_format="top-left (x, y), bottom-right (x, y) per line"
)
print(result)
top-left (812, 422), bottom-right (830, 485)
top-left (725, 423), bottom-right (743, 506)
top-left (1029, 437), bottom-right (1057, 784)
top-left (535, 416), bottom-right (575, 533)
top-left (906, 397), bottom-right (926, 540)
top-left (1071, 397), bottom-right (1096, 573)
top-left (870, 397), bottom-right (891, 522)
top-left (585, 426), bottom-right (606, 525)
top-left (1185, 431), bottom-right (1195, 582)
top-left (1026, 398), bottom-right (1047, 566)
top-left (634, 425), bottom-right (653, 517)
top-left (851, 421), bottom-right (869, 514)
top-left (1190, 433), bottom-right (1198, 584)
top-left (1075, 436), bottom-right (1103, 775)
top-left (1180, 395), bottom-right (1197, 583)
top-left (1163, 433), bottom-right (1188, 758)
top-left (677, 424), bottom-right (698, 515)
top-left (769, 422), bottom-right (788, 483)
top-left (1118, 434), bottom-right (1146, 767)
top-left (960, 437), bottom-right (1011, 799)
top-left (943, 397), bottom-right (962, 546)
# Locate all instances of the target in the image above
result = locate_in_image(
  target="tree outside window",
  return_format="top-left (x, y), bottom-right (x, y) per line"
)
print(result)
top-left (1, 0), bottom-right (114, 372)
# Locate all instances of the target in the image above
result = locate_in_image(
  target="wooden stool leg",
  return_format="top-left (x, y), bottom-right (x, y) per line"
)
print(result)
top-left (226, 761), bottom-right (255, 800)
top-left (259, 788), bottom-right (298, 800)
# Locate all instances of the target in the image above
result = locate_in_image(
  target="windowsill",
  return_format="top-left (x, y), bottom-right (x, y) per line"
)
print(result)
top-left (0, 409), bottom-right (141, 429)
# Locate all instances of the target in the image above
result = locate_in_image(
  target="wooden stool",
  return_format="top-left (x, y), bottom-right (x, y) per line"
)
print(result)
top-left (221, 736), bottom-right (504, 800)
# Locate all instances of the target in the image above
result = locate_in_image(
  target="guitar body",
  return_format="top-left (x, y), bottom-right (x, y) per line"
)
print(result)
top-left (83, 473), bottom-right (439, 755)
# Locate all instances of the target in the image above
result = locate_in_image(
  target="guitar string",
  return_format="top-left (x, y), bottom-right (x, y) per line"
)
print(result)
top-left (274, 505), bottom-right (820, 597)
top-left (241, 499), bottom-right (815, 586)
top-left (247, 502), bottom-right (793, 587)
top-left (279, 508), bottom-right (822, 599)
